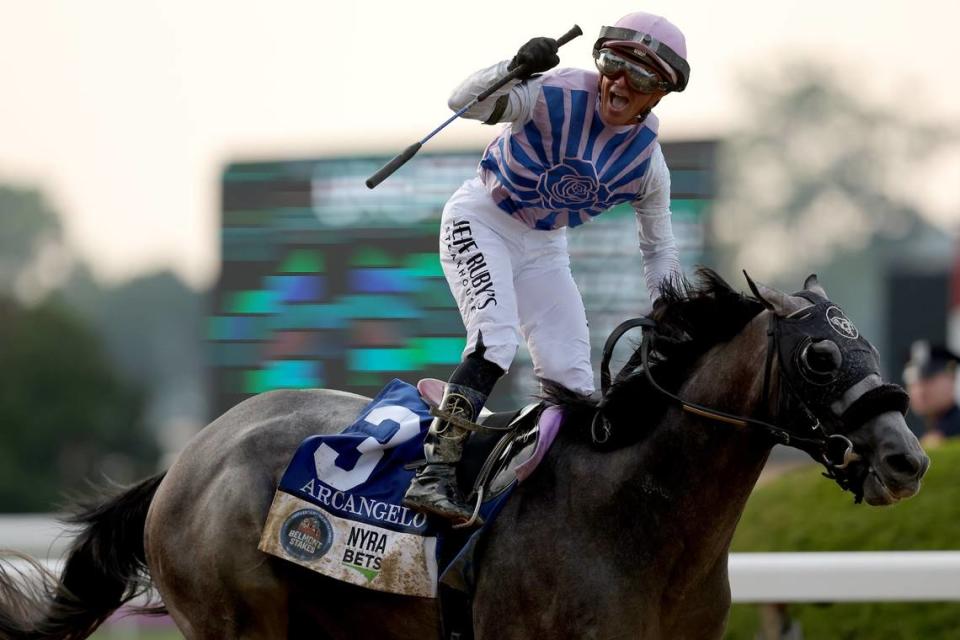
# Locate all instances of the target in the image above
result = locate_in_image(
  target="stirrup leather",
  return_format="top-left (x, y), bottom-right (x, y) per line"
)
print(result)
top-left (430, 404), bottom-right (485, 433)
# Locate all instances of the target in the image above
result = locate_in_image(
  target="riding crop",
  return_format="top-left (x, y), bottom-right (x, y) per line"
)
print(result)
top-left (365, 24), bottom-right (583, 189)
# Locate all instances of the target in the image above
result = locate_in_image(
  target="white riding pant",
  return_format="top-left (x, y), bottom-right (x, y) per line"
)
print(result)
top-left (439, 177), bottom-right (595, 395)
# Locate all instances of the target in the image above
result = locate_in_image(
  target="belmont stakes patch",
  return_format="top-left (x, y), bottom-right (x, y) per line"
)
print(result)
top-left (259, 379), bottom-right (439, 597)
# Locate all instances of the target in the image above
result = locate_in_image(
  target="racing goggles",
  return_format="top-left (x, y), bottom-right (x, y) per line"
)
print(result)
top-left (594, 49), bottom-right (673, 94)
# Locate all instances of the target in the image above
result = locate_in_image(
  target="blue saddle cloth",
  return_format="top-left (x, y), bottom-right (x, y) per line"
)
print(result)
top-left (278, 378), bottom-right (439, 536)
top-left (261, 378), bottom-right (514, 597)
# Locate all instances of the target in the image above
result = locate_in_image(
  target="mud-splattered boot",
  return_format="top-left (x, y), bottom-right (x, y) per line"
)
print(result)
top-left (402, 384), bottom-right (485, 523)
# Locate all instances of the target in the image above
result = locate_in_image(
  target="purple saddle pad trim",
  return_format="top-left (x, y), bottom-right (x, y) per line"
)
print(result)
top-left (515, 405), bottom-right (563, 482)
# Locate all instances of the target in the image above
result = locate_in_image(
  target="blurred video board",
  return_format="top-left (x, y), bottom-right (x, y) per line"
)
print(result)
top-left (211, 144), bottom-right (715, 417)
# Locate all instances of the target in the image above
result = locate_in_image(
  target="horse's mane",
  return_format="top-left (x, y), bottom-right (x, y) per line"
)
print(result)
top-left (542, 267), bottom-right (765, 448)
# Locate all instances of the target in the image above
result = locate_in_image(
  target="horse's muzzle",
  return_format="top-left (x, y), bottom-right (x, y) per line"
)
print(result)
top-left (855, 411), bottom-right (929, 506)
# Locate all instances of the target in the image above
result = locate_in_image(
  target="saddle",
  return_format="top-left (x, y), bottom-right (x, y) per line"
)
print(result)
top-left (415, 379), bottom-right (549, 525)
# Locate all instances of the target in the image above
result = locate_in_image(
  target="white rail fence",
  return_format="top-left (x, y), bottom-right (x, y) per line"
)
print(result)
top-left (3, 516), bottom-right (960, 603)
top-left (730, 552), bottom-right (960, 602)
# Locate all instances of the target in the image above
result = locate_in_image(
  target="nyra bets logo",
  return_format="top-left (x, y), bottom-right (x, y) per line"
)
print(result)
top-left (341, 525), bottom-right (389, 582)
top-left (826, 306), bottom-right (859, 340)
top-left (280, 509), bottom-right (334, 561)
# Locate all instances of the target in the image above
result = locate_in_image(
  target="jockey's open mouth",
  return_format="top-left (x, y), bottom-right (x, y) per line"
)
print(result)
top-left (597, 55), bottom-right (667, 126)
top-left (599, 75), bottom-right (657, 125)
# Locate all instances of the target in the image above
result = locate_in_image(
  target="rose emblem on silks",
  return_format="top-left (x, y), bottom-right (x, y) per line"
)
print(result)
top-left (536, 158), bottom-right (612, 211)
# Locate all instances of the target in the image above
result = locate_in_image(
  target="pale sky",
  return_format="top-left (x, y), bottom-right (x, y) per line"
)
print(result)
top-left (1, 0), bottom-right (958, 289)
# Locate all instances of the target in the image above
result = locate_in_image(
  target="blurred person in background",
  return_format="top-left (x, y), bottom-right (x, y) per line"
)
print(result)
top-left (903, 340), bottom-right (960, 447)
top-left (403, 11), bottom-right (689, 522)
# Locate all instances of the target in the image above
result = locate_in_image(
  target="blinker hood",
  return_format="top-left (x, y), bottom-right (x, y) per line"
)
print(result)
top-left (776, 291), bottom-right (908, 429)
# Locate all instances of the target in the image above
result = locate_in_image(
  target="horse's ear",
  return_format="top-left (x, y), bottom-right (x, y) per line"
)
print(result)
top-left (743, 270), bottom-right (812, 316)
top-left (803, 274), bottom-right (829, 299)
top-left (743, 271), bottom-right (773, 310)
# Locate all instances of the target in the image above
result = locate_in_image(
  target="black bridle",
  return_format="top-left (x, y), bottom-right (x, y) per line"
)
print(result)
top-left (596, 304), bottom-right (909, 502)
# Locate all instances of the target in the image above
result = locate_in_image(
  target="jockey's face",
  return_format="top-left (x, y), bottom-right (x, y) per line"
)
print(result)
top-left (598, 58), bottom-right (668, 126)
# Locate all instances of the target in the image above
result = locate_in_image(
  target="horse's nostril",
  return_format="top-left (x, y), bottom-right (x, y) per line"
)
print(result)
top-left (883, 452), bottom-right (925, 479)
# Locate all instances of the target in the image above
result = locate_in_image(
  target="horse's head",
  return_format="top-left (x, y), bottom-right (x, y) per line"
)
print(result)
top-left (747, 273), bottom-right (929, 505)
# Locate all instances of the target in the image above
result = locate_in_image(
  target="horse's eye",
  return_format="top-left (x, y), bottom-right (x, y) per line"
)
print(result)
top-left (800, 339), bottom-right (842, 381)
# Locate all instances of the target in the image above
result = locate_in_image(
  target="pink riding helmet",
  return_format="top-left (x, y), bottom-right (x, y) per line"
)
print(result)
top-left (592, 12), bottom-right (690, 91)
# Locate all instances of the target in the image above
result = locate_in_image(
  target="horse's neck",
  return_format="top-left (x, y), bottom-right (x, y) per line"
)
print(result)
top-left (680, 312), bottom-right (773, 506)
top-left (620, 314), bottom-right (773, 591)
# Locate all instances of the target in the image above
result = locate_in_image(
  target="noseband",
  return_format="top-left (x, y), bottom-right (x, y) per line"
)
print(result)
top-left (597, 298), bottom-right (909, 502)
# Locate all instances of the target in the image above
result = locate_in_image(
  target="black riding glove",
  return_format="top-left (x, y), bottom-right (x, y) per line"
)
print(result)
top-left (508, 37), bottom-right (560, 79)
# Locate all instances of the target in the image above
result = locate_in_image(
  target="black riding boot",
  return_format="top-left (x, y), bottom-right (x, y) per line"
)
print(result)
top-left (403, 384), bottom-right (487, 523)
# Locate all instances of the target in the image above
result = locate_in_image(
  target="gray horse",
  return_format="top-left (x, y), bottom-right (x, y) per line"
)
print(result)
top-left (0, 271), bottom-right (928, 639)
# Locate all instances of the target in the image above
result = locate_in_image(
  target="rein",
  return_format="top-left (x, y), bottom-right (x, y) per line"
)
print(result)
top-left (596, 311), bottom-right (906, 501)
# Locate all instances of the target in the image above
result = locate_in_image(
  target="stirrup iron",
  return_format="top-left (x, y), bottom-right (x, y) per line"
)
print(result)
top-left (452, 486), bottom-right (485, 530)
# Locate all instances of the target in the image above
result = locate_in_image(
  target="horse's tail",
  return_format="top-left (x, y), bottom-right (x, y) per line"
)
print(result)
top-left (0, 472), bottom-right (167, 640)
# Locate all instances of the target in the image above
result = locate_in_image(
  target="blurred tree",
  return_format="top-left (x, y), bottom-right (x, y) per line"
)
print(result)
top-left (64, 271), bottom-right (205, 389)
top-left (711, 60), bottom-right (958, 286)
top-left (0, 296), bottom-right (157, 512)
top-left (0, 186), bottom-right (72, 303)
top-left (61, 269), bottom-right (208, 444)
top-left (0, 181), bottom-right (205, 495)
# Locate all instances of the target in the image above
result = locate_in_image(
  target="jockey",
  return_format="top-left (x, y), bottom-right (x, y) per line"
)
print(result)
top-left (403, 12), bottom-right (689, 522)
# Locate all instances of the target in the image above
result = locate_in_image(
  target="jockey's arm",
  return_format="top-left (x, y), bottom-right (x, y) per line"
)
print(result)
top-left (633, 144), bottom-right (682, 302)
top-left (447, 61), bottom-right (543, 126)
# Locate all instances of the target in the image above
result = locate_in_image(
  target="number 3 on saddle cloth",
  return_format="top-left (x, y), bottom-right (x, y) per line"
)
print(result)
top-left (258, 378), bottom-right (563, 598)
